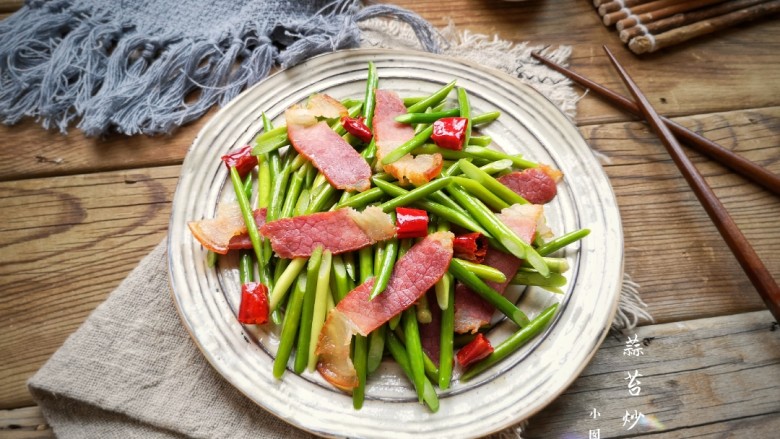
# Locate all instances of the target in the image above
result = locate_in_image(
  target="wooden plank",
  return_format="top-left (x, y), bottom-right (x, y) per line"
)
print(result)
top-left (1, 409), bottom-right (771, 438)
top-left (0, 166), bottom-right (178, 409)
top-left (642, 412), bottom-right (780, 438)
top-left (523, 310), bottom-right (780, 438)
top-left (584, 106), bottom-right (780, 323)
top-left (0, 0), bottom-right (22, 13)
top-left (385, 0), bottom-right (780, 125)
top-left (0, 116), bottom-right (202, 182)
top-left (0, 1), bottom-right (778, 181)
top-left (0, 406), bottom-right (51, 439)
top-left (3, 311), bottom-right (777, 437)
top-left (0, 430), bottom-right (52, 439)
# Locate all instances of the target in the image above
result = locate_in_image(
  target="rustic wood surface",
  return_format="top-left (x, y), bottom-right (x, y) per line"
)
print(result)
top-left (0, 0), bottom-right (778, 437)
top-left (524, 310), bottom-right (780, 438)
top-left (0, 1), bottom-right (22, 14)
top-left (0, 406), bottom-right (50, 439)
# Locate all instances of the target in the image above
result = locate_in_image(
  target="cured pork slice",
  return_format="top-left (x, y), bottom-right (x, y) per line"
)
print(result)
top-left (497, 204), bottom-right (550, 244)
top-left (497, 165), bottom-right (562, 205)
top-left (453, 248), bottom-right (521, 334)
top-left (286, 94), bottom-right (371, 192)
top-left (373, 90), bottom-right (415, 151)
top-left (419, 290), bottom-right (442, 366)
top-left (188, 204), bottom-right (266, 254)
top-left (338, 232), bottom-right (454, 335)
top-left (316, 232), bottom-right (454, 390)
top-left (260, 206), bottom-right (394, 258)
top-left (453, 204), bottom-right (547, 333)
top-left (225, 209), bottom-right (267, 250)
top-left (373, 89), bottom-right (442, 186)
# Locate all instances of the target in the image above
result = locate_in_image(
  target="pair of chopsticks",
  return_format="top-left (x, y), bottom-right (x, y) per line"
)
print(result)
top-left (532, 47), bottom-right (780, 321)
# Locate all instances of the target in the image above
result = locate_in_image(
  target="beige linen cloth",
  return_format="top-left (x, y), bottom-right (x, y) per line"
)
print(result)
top-left (28, 20), bottom-right (650, 438)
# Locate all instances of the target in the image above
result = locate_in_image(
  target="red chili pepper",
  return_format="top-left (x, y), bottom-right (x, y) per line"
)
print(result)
top-left (341, 116), bottom-right (373, 143)
top-left (221, 145), bottom-right (258, 178)
top-left (452, 232), bottom-right (488, 263)
top-left (457, 333), bottom-right (494, 368)
top-left (431, 117), bottom-right (469, 151)
top-left (238, 282), bottom-right (269, 325)
top-left (395, 207), bottom-right (429, 239)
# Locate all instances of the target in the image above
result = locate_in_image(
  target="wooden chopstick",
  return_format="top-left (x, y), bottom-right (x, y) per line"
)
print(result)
top-left (602, 45), bottom-right (780, 321)
top-left (530, 52), bottom-right (780, 197)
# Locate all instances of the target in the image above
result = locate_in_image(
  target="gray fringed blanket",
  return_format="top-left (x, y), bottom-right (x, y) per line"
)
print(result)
top-left (0, 0), bottom-right (438, 136)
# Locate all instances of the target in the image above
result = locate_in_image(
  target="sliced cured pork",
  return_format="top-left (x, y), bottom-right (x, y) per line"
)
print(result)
top-left (497, 204), bottom-right (550, 244)
top-left (497, 165), bottom-right (562, 204)
top-left (453, 248), bottom-right (521, 334)
top-left (373, 89), bottom-right (443, 186)
top-left (188, 204), bottom-right (266, 254)
top-left (225, 209), bottom-right (267, 250)
top-left (260, 206), bottom-right (394, 258)
top-left (419, 290), bottom-right (442, 366)
top-left (338, 232), bottom-right (454, 335)
top-left (315, 232), bottom-right (454, 389)
top-left (453, 204), bottom-right (547, 333)
top-left (286, 94), bottom-right (372, 192)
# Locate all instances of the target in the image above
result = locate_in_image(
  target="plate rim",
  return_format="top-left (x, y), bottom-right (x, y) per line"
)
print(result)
top-left (167, 47), bottom-right (624, 438)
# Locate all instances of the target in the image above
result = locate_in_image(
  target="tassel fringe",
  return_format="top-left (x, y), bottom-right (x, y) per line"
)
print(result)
top-left (0, 0), bottom-right (439, 136)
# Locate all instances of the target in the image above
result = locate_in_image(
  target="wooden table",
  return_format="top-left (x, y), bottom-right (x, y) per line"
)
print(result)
top-left (1, 1), bottom-right (778, 437)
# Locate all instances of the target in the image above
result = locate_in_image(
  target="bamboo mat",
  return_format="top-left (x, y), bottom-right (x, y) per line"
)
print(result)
top-left (592, 0), bottom-right (780, 54)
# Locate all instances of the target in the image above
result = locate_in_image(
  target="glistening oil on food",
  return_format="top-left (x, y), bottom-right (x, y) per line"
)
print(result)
top-left (187, 62), bottom-right (585, 411)
top-left (168, 49), bottom-right (623, 438)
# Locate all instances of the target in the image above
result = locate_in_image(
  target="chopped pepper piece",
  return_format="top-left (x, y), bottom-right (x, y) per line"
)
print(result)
top-left (457, 333), bottom-right (494, 368)
top-left (431, 117), bottom-right (468, 151)
top-left (395, 207), bottom-right (429, 239)
top-left (341, 116), bottom-right (373, 143)
top-left (238, 282), bottom-right (270, 325)
top-left (221, 145), bottom-right (258, 178)
top-left (452, 232), bottom-right (488, 263)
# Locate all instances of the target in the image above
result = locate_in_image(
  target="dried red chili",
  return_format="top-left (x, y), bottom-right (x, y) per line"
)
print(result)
top-left (431, 117), bottom-right (469, 151)
top-left (452, 232), bottom-right (488, 263)
top-left (341, 116), bottom-right (373, 143)
top-left (221, 145), bottom-right (258, 178)
top-left (238, 282), bottom-right (269, 325)
top-left (395, 207), bottom-right (429, 239)
top-left (456, 333), bottom-right (494, 368)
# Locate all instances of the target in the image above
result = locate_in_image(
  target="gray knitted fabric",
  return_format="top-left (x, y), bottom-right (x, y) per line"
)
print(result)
top-left (0, 0), bottom-right (438, 136)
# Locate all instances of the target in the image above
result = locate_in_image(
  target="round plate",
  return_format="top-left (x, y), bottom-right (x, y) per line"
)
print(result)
top-left (168, 49), bottom-right (623, 438)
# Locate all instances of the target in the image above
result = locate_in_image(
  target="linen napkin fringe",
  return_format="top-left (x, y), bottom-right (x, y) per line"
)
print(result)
top-left (0, 0), bottom-right (439, 137)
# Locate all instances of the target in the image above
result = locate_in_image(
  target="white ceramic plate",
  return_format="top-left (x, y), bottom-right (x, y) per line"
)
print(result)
top-left (168, 49), bottom-right (623, 438)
